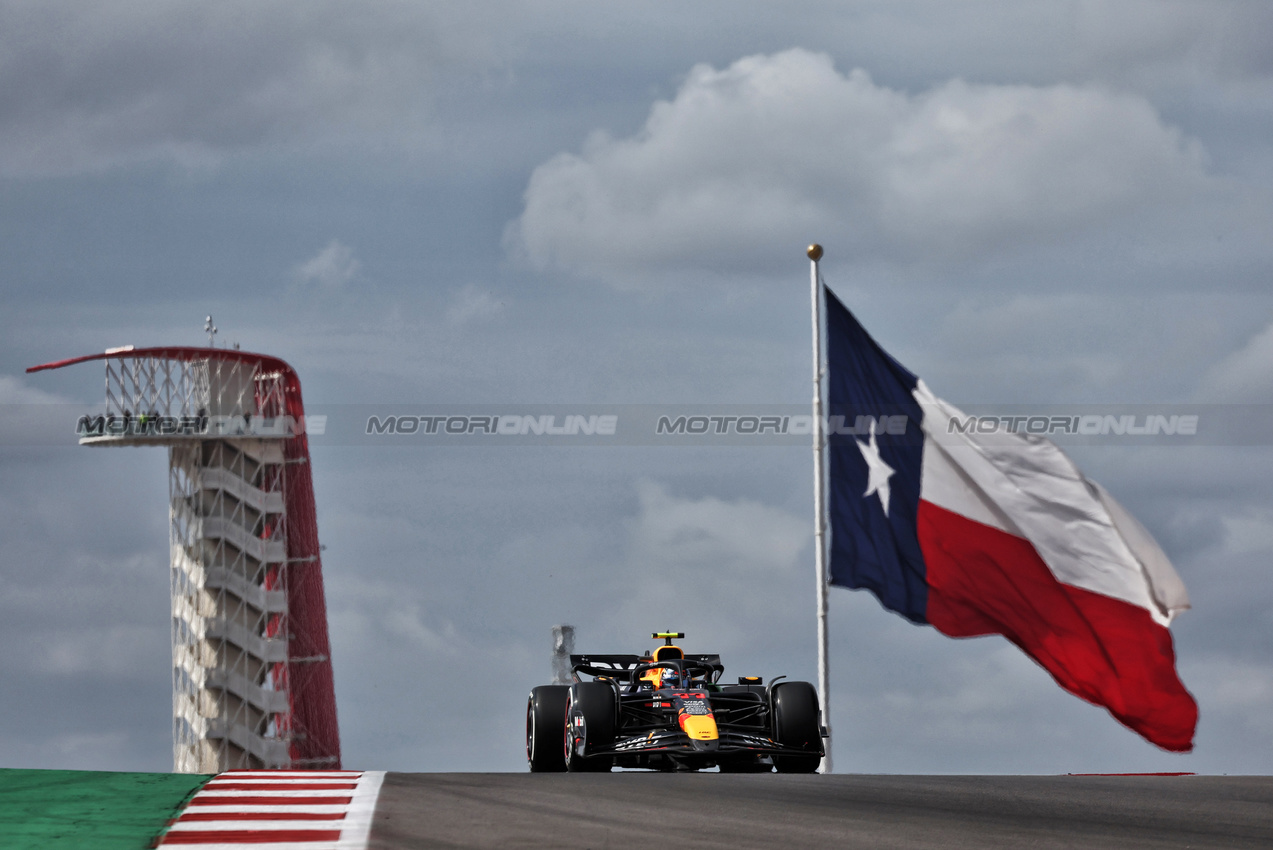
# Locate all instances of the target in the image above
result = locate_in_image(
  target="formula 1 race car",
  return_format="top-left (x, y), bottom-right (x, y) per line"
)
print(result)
top-left (526, 632), bottom-right (826, 773)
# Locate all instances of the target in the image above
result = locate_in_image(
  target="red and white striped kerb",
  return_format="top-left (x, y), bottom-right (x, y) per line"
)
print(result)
top-left (158, 770), bottom-right (385, 850)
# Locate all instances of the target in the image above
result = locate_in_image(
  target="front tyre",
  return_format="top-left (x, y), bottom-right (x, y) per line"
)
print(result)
top-left (771, 681), bottom-right (823, 774)
top-left (527, 685), bottom-right (569, 772)
top-left (565, 682), bottom-right (615, 773)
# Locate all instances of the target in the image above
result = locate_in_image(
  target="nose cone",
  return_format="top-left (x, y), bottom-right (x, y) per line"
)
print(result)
top-left (682, 714), bottom-right (720, 752)
top-left (681, 714), bottom-right (718, 741)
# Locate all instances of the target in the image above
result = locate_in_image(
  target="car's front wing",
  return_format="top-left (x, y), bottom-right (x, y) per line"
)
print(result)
top-left (598, 728), bottom-right (822, 758)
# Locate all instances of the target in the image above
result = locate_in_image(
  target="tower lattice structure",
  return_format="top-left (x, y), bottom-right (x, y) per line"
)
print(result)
top-left (29, 347), bottom-right (341, 773)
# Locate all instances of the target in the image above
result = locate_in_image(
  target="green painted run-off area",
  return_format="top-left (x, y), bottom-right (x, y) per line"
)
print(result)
top-left (0, 768), bottom-right (210, 849)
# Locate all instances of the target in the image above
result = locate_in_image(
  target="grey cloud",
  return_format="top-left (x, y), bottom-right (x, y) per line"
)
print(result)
top-left (0, 446), bottom-right (172, 770)
top-left (0, 376), bottom-right (77, 445)
top-left (1071, 2), bottom-right (1273, 86)
top-left (626, 480), bottom-right (808, 575)
top-left (0, 1), bottom-right (478, 176)
top-left (0, 375), bottom-right (68, 405)
top-left (5, 2), bottom-right (1272, 180)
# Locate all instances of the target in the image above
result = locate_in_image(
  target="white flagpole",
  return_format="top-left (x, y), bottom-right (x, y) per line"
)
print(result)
top-left (808, 243), bottom-right (832, 774)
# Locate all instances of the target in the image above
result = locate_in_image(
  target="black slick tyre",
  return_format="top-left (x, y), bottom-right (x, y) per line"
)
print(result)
top-left (527, 685), bottom-right (569, 772)
top-left (771, 681), bottom-right (823, 774)
top-left (565, 682), bottom-right (615, 773)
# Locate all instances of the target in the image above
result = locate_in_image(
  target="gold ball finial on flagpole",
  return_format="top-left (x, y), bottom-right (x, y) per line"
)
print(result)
top-left (807, 243), bottom-right (823, 261)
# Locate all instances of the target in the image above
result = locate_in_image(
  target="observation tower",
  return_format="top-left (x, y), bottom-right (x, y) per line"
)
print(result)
top-left (28, 344), bottom-right (340, 773)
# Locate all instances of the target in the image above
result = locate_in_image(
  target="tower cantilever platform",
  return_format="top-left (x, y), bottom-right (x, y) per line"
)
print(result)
top-left (29, 347), bottom-right (340, 773)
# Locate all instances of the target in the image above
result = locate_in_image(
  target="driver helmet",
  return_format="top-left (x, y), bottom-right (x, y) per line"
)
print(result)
top-left (660, 665), bottom-right (687, 690)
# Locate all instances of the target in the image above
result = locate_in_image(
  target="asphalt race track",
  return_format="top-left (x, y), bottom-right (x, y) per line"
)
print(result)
top-left (368, 773), bottom-right (1273, 849)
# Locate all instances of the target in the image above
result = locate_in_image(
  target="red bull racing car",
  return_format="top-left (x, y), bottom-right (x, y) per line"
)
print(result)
top-left (526, 632), bottom-right (826, 773)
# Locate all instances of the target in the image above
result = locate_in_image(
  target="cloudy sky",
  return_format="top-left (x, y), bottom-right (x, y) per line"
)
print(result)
top-left (2, 1), bottom-right (1272, 775)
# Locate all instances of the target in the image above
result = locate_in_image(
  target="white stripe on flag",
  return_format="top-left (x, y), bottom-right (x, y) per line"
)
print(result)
top-left (914, 379), bottom-right (1187, 625)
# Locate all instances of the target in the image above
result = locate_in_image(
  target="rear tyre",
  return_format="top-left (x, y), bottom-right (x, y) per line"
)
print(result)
top-left (771, 681), bottom-right (823, 774)
top-left (527, 685), bottom-right (569, 772)
top-left (565, 682), bottom-right (615, 773)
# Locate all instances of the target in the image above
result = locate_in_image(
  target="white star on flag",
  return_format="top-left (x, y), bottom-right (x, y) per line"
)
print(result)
top-left (855, 419), bottom-right (895, 516)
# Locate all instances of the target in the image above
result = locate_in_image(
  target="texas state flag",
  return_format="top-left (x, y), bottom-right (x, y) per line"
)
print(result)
top-left (824, 285), bottom-right (1198, 752)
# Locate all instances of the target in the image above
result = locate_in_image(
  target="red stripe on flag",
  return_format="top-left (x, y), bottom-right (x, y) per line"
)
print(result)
top-left (160, 829), bottom-right (342, 844)
top-left (186, 796), bottom-right (352, 806)
top-left (917, 500), bottom-right (1198, 752)
top-left (177, 812), bottom-right (348, 822)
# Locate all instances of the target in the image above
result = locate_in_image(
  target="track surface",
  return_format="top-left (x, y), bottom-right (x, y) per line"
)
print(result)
top-left (369, 773), bottom-right (1273, 849)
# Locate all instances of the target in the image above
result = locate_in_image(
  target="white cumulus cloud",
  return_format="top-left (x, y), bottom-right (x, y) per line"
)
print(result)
top-left (507, 48), bottom-right (1210, 285)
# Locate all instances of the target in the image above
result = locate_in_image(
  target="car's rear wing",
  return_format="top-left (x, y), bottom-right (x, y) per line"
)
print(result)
top-left (570, 654), bottom-right (642, 681)
top-left (571, 653), bottom-right (723, 682)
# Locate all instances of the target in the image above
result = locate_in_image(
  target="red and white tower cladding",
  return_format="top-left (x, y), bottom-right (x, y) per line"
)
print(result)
top-left (29, 347), bottom-right (341, 773)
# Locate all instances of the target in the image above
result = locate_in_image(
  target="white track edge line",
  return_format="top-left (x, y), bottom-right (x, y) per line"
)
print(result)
top-left (335, 771), bottom-right (385, 850)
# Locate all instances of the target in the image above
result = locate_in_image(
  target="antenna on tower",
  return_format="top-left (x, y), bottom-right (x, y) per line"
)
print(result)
top-left (204, 316), bottom-right (218, 347)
